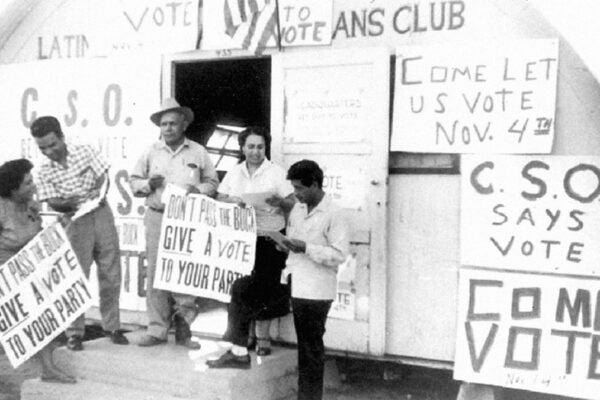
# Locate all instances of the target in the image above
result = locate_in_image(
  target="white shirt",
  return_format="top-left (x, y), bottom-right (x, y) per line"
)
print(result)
top-left (129, 138), bottom-right (219, 210)
top-left (284, 195), bottom-right (350, 300)
top-left (219, 159), bottom-right (293, 232)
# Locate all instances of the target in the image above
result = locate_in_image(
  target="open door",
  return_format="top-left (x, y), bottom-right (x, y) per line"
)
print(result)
top-left (271, 47), bottom-right (390, 355)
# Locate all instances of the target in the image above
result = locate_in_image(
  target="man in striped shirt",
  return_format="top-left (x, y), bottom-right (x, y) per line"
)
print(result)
top-left (31, 115), bottom-right (128, 351)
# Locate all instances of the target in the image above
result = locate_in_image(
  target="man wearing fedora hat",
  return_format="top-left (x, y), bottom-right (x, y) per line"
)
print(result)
top-left (130, 98), bottom-right (219, 348)
top-left (30, 115), bottom-right (129, 351)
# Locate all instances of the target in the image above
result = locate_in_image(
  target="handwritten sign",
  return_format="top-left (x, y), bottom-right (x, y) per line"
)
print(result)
top-left (331, 0), bottom-right (467, 46)
top-left (329, 255), bottom-right (357, 320)
top-left (454, 268), bottom-right (600, 399)
top-left (0, 56), bottom-right (160, 314)
top-left (202, 0), bottom-right (468, 51)
top-left (456, 155), bottom-right (600, 397)
top-left (2, 0), bottom-right (199, 62)
top-left (0, 224), bottom-right (94, 368)
top-left (461, 155), bottom-right (600, 275)
top-left (278, 0), bottom-right (333, 47)
top-left (154, 185), bottom-right (256, 302)
top-left (391, 39), bottom-right (558, 153)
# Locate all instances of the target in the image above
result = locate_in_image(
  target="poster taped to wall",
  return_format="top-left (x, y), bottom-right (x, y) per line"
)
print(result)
top-left (392, 39), bottom-right (558, 153)
top-left (454, 267), bottom-right (600, 399)
top-left (461, 155), bottom-right (600, 275)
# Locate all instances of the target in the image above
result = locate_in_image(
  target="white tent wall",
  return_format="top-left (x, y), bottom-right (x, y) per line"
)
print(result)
top-left (0, 0), bottom-right (599, 366)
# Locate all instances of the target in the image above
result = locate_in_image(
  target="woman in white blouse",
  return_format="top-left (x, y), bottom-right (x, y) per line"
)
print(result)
top-left (208, 127), bottom-right (294, 369)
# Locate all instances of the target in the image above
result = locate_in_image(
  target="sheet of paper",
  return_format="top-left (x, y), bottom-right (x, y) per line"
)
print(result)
top-left (264, 230), bottom-right (289, 249)
top-left (240, 191), bottom-right (276, 209)
top-left (72, 172), bottom-right (109, 220)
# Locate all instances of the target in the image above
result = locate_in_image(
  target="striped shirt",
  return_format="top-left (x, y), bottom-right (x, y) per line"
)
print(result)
top-left (36, 143), bottom-right (108, 202)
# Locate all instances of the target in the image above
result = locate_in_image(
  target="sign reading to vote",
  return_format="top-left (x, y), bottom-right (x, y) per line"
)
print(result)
top-left (461, 155), bottom-right (600, 275)
top-left (278, 0), bottom-right (333, 47)
top-left (391, 39), bottom-right (558, 153)
top-left (0, 224), bottom-right (94, 368)
top-left (154, 185), bottom-right (257, 302)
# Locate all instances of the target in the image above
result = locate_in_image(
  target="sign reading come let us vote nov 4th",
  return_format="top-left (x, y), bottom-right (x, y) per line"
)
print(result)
top-left (455, 155), bottom-right (600, 399)
top-left (154, 185), bottom-right (257, 303)
top-left (0, 224), bottom-right (94, 368)
top-left (392, 39), bottom-right (558, 154)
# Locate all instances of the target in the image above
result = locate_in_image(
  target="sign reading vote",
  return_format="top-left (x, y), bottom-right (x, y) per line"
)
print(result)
top-left (154, 185), bottom-right (256, 302)
top-left (392, 39), bottom-right (558, 153)
top-left (456, 155), bottom-right (600, 398)
top-left (0, 224), bottom-right (94, 368)
top-left (461, 155), bottom-right (600, 275)
top-left (454, 268), bottom-right (600, 399)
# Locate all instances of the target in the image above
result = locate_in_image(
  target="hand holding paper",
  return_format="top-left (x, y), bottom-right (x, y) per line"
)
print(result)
top-left (240, 191), bottom-right (276, 211)
top-left (265, 231), bottom-right (306, 253)
top-left (265, 194), bottom-right (284, 207)
top-left (265, 230), bottom-right (288, 249)
top-left (282, 238), bottom-right (306, 253)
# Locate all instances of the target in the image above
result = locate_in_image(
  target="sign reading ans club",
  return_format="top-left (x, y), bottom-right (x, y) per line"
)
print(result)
top-left (154, 185), bottom-right (256, 302)
top-left (0, 224), bottom-right (94, 368)
top-left (455, 155), bottom-right (600, 399)
top-left (391, 39), bottom-right (558, 154)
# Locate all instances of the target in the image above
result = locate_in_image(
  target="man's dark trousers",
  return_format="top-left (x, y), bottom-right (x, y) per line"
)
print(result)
top-left (292, 298), bottom-right (332, 400)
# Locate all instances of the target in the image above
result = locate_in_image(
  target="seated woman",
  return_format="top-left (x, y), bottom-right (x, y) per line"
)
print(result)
top-left (207, 127), bottom-right (295, 369)
top-left (0, 159), bottom-right (75, 383)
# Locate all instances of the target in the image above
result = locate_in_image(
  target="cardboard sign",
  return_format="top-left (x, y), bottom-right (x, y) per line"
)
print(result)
top-left (392, 39), bottom-right (558, 153)
top-left (329, 255), bottom-right (357, 320)
top-left (0, 224), bottom-right (94, 368)
top-left (461, 155), bottom-right (600, 275)
top-left (454, 268), bottom-right (600, 399)
top-left (278, 0), bottom-right (333, 47)
top-left (154, 185), bottom-right (256, 302)
top-left (4, 0), bottom-right (199, 62)
top-left (457, 155), bottom-right (600, 398)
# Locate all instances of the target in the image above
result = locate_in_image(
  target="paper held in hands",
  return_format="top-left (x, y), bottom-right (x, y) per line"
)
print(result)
top-left (240, 191), bottom-right (277, 210)
top-left (264, 230), bottom-right (289, 249)
top-left (72, 172), bottom-right (109, 220)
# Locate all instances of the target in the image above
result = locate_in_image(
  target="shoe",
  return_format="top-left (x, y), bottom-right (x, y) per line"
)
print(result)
top-left (137, 335), bottom-right (167, 347)
top-left (41, 372), bottom-right (77, 384)
top-left (206, 350), bottom-right (251, 369)
top-left (110, 330), bottom-right (129, 345)
top-left (176, 337), bottom-right (201, 350)
top-left (66, 336), bottom-right (83, 351)
top-left (256, 347), bottom-right (271, 356)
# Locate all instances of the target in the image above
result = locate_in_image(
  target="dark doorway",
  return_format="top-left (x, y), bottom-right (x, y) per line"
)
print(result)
top-left (173, 57), bottom-right (271, 146)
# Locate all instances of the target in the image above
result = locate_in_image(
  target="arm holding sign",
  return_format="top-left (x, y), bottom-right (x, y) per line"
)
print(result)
top-left (217, 193), bottom-right (246, 207)
top-left (187, 149), bottom-right (219, 197)
top-left (0, 158), bottom-right (76, 383)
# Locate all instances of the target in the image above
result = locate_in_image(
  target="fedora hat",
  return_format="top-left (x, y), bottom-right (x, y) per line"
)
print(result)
top-left (150, 98), bottom-right (194, 126)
